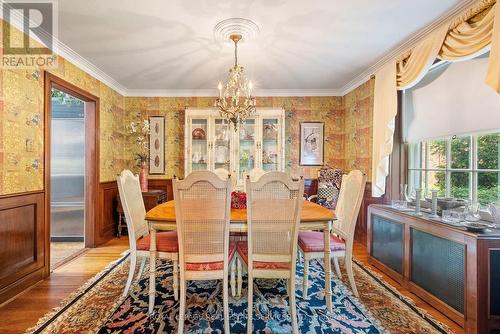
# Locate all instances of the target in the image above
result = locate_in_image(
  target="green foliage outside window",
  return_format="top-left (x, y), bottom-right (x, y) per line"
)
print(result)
top-left (409, 133), bottom-right (500, 205)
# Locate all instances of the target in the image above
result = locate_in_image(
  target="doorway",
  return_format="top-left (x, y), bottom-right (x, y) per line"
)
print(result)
top-left (50, 89), bottom-right (85, 268)
top-left (44, 73), bottom-right (99, 272)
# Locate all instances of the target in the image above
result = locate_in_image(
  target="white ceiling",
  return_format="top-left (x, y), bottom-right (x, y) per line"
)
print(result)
top-left (56, 0), bottom-right (467, 95)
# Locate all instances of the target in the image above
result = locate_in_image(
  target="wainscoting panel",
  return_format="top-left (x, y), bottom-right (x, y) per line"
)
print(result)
top-left (0, 191), bottom-right (46, 304)
top-left (355, 182), bottom-right (385, 245)
top-left (148, 178), bottom-right (173, 202)
top-left (96, 181), bottom-right (118, 246)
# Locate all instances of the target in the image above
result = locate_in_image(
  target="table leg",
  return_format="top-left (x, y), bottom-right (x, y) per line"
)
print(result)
top-left (148, 227), bottom-right (157, 314)
top-left (324, 221), bottom-right (332, 312)
top-left (117, 215), bottom-right (122, 238)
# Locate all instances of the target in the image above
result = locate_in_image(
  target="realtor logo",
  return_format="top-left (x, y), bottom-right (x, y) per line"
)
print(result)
top-left (1, 0), bottom-right (58, 68)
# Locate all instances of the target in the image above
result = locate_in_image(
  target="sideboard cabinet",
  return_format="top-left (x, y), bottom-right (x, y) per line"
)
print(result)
top-left (184, 108), bottom-right (285, 185)
top-left (368, 204), bottom-right (500, 333)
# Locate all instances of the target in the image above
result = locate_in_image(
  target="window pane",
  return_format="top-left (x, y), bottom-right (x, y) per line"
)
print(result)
top-left (428, 139), bottom-right (446, 169)
top-left (478, 172), bottom-right (500, 204)
top-left (427, 171), bottom-right (446, 197)
top-left (408, 170), bottom-right (424, 194)
top-left (408, 142), bottom-right (425, 169)
top-left (450, 172), bottom-right (470, 200)
top-left (451, 136), bottom-right (470, 169)
top-left (478, 133), bottom-right (500, 170)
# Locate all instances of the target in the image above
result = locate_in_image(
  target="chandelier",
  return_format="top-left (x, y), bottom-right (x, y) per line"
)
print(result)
top-left (215, 34), bottom-right (256, 130)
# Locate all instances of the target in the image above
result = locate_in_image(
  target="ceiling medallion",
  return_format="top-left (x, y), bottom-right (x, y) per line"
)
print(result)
top-left (213, 18), bottom-right (260, 44)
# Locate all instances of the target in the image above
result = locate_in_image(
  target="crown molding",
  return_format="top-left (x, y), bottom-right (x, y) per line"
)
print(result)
top-left (0, 0), bottom-right (128, 96)
top-left (55, 41), bottom-right (128, 96)
top-left (126, 88), bottom-right (343, 97)
top-left (338, 0), bottom-right (478, 96)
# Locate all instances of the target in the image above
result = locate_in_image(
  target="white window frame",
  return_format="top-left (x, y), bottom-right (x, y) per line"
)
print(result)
top-left (408, 132), bottom-right (500, 203)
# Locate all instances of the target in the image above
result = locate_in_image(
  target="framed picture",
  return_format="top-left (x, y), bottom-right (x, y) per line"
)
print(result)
top-left (299, 122), bottom-right (324, 166)
top-left (149, 116), bottom-right (165, 174)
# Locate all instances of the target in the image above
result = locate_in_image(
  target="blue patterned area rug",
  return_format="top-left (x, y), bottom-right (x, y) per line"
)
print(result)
top-left (27, 255), bottom-right (453, 334)
top-left (99, 260), bottom-right (383, 334)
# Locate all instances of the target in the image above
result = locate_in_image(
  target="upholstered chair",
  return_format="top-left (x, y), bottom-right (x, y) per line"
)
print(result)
top-left (237, 172), bottom-right (304, 334)
top-left (173, 171), bottom-right (235, 334)
top-left (116, 170), bottom-right (179, 299)
top-left (298, 170), bottom-right (366, 298)
top-left (308, 167), bottom-right (343, 210)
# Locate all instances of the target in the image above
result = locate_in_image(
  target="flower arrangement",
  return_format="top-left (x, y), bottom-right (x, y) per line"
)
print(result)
top-left (231, 191), bottom-right (247, 209)
top-left (128, 119), bottom-right (150, 165)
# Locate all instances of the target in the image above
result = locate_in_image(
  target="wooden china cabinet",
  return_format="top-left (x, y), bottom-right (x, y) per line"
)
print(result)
top-left (184, 108), bottom-right (285, 185)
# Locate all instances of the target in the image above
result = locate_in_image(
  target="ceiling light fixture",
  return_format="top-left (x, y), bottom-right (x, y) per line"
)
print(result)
top-left (214, 33), bottom-right (256, 130)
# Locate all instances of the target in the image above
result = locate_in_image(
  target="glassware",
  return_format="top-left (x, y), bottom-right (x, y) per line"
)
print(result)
top-left (414, 188), bottom-right (422, 216)
top-left (465, 202), bottom-right (481, 222)
top-left (429, 189), bottom-right (439, 218)
top-left (442, 209), bottom-right (464, 224)
top-left (400, 184), bottom-right (409, 202)
top-left (489, 202), bottom-right (500, 228)
top-left (391, 200), bottom-right (408, 210)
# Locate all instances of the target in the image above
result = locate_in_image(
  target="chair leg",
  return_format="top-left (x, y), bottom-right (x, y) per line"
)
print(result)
top-left (123, 254), bottom-right (137, 297)
top-left (230, 260), bottom-right (236, 297)
top-left (136, 256), bottom-right (146, 282)
top-left (289, 276), bottom-right (299, 334)
top-left (302, 259), bottom-right (309, 299)
top-left (345, 250), bottom-right (359, 297)
top-left (246, 275), bottom-right (253, 334)
top-left (237, 259), bottom-right (242, 297)
top-left (332, 256), bottom-right (342, 279)
top-left (223, 273), bottom-right (230, 334)
top-left (173, 259), bottom-right (179, 301)
top-left (178, 277), bottom-right (186, 334)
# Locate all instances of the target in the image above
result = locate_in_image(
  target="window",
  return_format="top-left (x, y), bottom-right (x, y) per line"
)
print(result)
top-left (408, 132), bottom-right (500, 204)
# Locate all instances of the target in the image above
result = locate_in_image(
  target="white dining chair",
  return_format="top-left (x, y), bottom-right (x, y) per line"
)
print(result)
top-left (237, 172), bottom-right (304, 334)
top-left (298, 170), bottom-right (366, 298)
top-left (173, 171), bottom-right (235, 334)
top-left (117, 170), bottom-right (179, 299)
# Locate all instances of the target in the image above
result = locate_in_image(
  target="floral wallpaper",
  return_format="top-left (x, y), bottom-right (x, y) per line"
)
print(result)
top-left (0, 19), bottom-right (126, 195)
top-left (124, 96), bottom-right (346, 179)
top-left (344, 79), bottom-right (375, 181)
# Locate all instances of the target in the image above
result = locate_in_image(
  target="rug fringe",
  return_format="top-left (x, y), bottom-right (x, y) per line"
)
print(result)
top-left (352, 258), bottom-right (455, 334)
top-left (25, 252), bottom-right (130, 334)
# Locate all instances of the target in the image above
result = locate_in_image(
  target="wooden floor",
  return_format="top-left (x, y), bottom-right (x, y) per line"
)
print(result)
top-left (0, 238), bottom-right (463, 334)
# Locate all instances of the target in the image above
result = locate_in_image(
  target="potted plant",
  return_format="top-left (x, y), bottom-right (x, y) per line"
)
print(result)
top-left (129, 119), bottom-right (150, 192)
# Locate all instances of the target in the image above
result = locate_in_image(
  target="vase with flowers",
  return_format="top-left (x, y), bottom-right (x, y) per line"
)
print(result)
top-left (129, 119), bottom-right (150, 192)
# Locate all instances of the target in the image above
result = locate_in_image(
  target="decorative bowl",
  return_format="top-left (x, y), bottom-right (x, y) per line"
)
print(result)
top-left (460, 221), bottom-right (492, 232)
top-left (192, 128), bottom-right (206, 140)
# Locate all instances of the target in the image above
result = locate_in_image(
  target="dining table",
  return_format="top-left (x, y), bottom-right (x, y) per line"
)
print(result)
top-left (145, 199), bottom-right (336, 312)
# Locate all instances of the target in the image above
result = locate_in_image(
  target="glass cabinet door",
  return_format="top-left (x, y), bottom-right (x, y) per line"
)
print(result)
top-left (213, 118), bottom-right (231, 172)
top-left (238, 118), bottom-right (257, 180)
top-left (190, 118), bottom-right (208, 171)
top-left (261, 118), bottom-right (279, 172)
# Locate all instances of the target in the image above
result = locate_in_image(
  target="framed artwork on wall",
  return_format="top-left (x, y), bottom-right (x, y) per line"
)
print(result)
top-left (299, 122), bottom-right (324, 166)
top-left (148, 116), bottom-right (165, 174)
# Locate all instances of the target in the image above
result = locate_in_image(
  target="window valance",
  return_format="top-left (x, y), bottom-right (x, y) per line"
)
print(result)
top-left (371, 0), bottom-right (500, 197)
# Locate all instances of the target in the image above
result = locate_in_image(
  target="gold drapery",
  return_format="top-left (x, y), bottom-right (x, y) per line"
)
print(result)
top-left (439, 4), bottom-right (495, 60)
top-left (371, 0), bottom-right (500, 196)
top-left (486, 3), bottom-right (500, 93)
top-left (372, 61), bottom-right (397, 197)
top-left (397, 25), bottom-right (449, 89)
